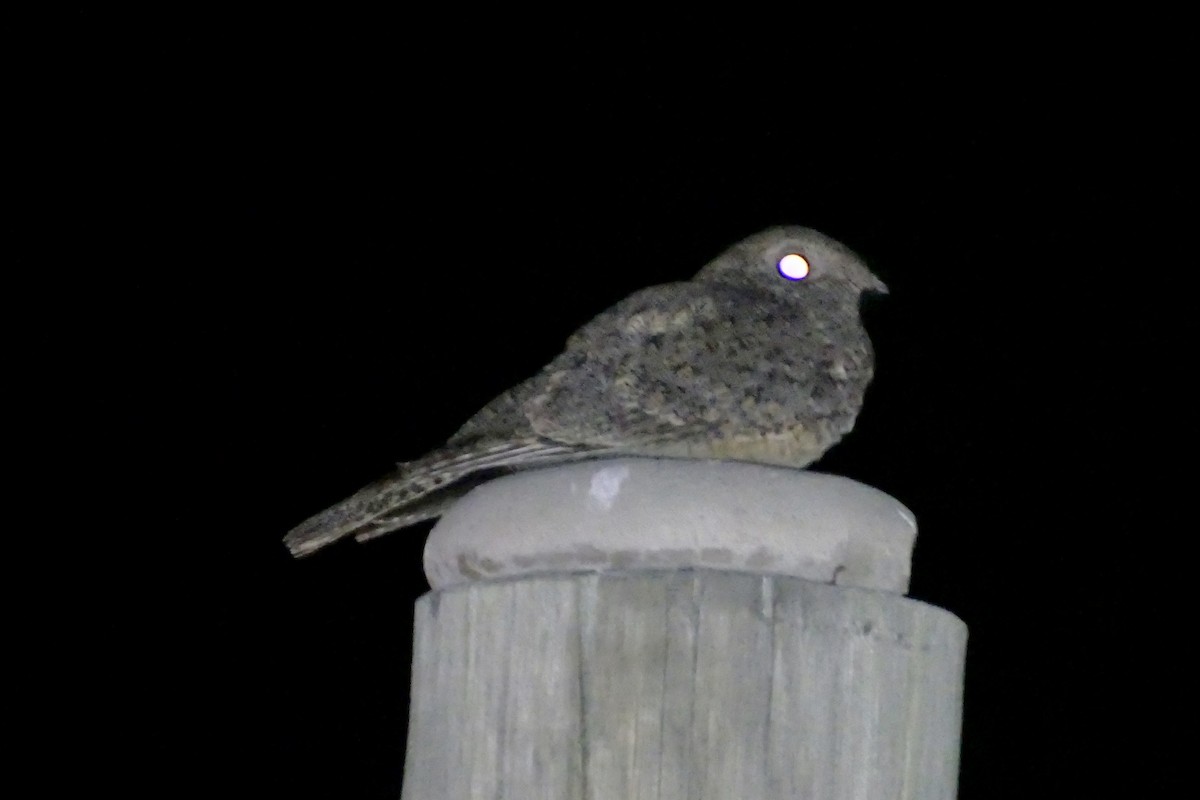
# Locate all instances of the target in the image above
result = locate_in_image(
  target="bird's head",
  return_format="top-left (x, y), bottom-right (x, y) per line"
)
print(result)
top-left (694, 226), bottom-right (887, 300)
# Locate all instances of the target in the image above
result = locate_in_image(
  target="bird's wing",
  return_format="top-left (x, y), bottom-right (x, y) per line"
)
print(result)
top-left (446, 282), bottom-right (733, 450)
top-left (519, 283), bottom-right (727, 445)
top-left (446, 370), bottom-right (545, 444)
top-left (282, 285), bottom-right (710, 557)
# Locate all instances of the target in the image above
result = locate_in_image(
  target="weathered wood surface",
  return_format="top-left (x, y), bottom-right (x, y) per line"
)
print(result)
top-left (401, 570), bottom-right (966, 800)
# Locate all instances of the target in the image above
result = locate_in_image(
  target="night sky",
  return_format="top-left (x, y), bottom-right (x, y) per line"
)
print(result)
top-left (47, 12), bottom-right (1191, 799)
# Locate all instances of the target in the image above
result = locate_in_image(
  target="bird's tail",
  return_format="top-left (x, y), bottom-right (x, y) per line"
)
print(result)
top-left (283, 437), bottom-right (593, 557)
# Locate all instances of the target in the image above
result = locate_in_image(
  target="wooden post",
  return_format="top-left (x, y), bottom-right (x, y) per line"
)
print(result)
top-left (400, 460), bottom-right (966, 799)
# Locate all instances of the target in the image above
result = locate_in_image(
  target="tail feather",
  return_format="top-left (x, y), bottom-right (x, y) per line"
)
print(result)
top-left (352, 481), bottom-right (483, 542)
top-left (284, 437), bottom-right (599, 556)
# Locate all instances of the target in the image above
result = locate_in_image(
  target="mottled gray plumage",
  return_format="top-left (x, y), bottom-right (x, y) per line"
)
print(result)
top-left (285, 226), bottom-right (887, 556)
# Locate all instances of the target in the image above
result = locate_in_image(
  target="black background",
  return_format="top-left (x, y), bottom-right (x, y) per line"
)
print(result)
top-left (31, 11), bottom-right (1192, 799)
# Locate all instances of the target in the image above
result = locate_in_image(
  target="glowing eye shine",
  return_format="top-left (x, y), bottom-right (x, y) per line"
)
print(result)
top-left (777, 253), bottom-right (810, 281)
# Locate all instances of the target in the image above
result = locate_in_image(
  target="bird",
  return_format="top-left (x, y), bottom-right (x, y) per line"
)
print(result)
top-left (285, 226), bottom-right (888, 557)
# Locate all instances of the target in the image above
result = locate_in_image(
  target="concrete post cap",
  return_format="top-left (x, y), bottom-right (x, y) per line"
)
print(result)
top-left (424, 458), bottom-right (917, 594)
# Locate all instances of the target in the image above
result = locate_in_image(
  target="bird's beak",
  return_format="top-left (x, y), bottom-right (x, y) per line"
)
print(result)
top-left (866, 272), bottom-right (889, 295)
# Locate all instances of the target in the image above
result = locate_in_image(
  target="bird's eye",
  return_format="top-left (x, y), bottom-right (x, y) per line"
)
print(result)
top-left (777, 253), bottom-right (810, 281)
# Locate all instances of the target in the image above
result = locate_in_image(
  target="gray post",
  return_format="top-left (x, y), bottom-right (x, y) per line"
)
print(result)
top-left (401, 459), bottom-right (966, 799)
